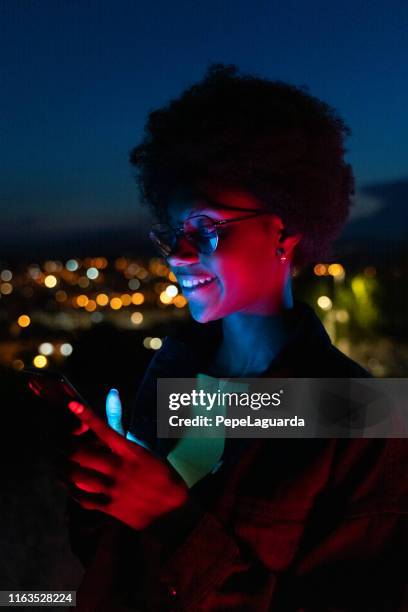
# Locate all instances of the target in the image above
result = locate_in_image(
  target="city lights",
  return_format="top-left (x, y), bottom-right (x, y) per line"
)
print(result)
top-left (336, 310), bottom-right (350, 323)
top-left (60, 343), bottom-right (73, 356)
top-left (85, 299), bottom-right (97, 312)
top-left (328, 263), bottom-right (345, 277)
top-left (120, 294), bottom-right (132, 306)
top-left (33, 355), bottom-right (48, 368)
top-left (39, 342), bottom-right (54, 356)
top-left (173, 295), bottom-right (188, 308)
top-left (86, 267), bottom-right (99, 280)
top-left (131, 292), bottom-right (144, 305)
top-left (55, 290), bottom-right (68, 302)
top-left (66, 259), bottom-right (79, 272)
top-left (76, 295), bottom-right (89, 307)
top-left (17, 315), bottom-right (31, 327)
top-left (159, 291), bottom-right (172, 305)
top-left (317, 295), bottom-right (332, 310)
top-left (96, 293), bottom-right (109, 306)
top-left (165, 284), bottom-right (178, 298)
top-left (313, 264), bottom-right (327, 276)
top-left (0, 253), bottom-right (402, 378)
top-left (12, 359), bottom-right (25, 371)
top-left (110, 297), bottom-right (122, 310)
top-left (150, 337), bottom-right (162, 350)
top-left (128, 278), bottom-right (140, 290)
top-left (44, 274), bottom-right (57, 288)
top-left (0, 283), bottom-right (13, 295)
top-left (131, 312), bottom-right (143, 325)
top-left (1, 269), bottom-right (12, 281)
top-left (78, 276), bottom-right (90, 288)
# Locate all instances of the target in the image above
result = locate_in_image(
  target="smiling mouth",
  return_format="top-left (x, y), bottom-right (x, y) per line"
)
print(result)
top-left (179, 276), bottom-right (217, 291)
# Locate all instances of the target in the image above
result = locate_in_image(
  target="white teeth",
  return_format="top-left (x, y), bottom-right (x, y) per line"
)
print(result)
top-left (181, 277), bottom-right (214, 288)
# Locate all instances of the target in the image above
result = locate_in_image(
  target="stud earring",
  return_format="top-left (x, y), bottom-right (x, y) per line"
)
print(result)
top-left (276, 247), bottom-right (287, 263)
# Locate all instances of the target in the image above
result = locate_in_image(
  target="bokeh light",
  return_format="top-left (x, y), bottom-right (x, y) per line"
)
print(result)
top-left (76, 295), bottom-right (89, 307)
top-left (1, 269), bottom-right (12, 281)
top-left (317, 295), bottom-right (332, 310)
top-left (110, 297), bottom-right (122, 310)
top-left (150, 337), bottom-right (162, 350)
top-left (86, 267), bottom-right (99, 280)
top-left (313, 264), bottom-right (327, 276)
top-left (120, 294), bottom-right (132, 306)
top-left (165, 285), bottom-right (178, 298)
top-left (78, 276), bottom-right (90, 288)
top-left (173, 295), bottom-right (188, 308)
top-left (1, 283), bottom-right (13, 295)
top-left (44, 274), bottom-right (57, 288)
top-left (328, 263), bottom-right (345, 278)
top-left (128, 278), bottom-right (140, 290)
top-left (131, 292), bottom-right (144, 305)
top-left (18, 314), bottom-right (31, 327)
top-left (159, 291), bottom-right (172, 304)
top-left (66, 259), bottom-right (79, 271)
top-left (130, 312), bottom-right (143, 325)
top-left (60, 343), bottom-right (73, 356)
top-left (85, 299), bottom-right (97, 312)
top-left (33, 355), bottom-right (48, 368)
top-left (55, 290), bottom-right (68, 302)
top-left (96, 293), bottom-right (109, 306)
top-left (39, 342), bottom-right (54, 355)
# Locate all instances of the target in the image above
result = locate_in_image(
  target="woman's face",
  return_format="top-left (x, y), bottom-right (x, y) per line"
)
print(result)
top-left (166, 185), bottom-right (290, 323)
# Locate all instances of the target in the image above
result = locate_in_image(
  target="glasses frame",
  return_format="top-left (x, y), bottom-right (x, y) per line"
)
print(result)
top-left (150, 210), bottom-right (271, 257)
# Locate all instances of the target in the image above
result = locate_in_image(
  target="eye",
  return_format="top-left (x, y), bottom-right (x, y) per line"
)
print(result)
top-left (185, 215), bottom-right (217, 235)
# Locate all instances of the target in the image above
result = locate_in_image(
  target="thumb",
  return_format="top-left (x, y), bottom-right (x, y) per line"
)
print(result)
top-left (106, 388), bottom-right (125, 436)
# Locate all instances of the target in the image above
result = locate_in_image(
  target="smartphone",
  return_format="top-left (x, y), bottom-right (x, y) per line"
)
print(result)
top-left (22, 369), bottom-right (95, 451)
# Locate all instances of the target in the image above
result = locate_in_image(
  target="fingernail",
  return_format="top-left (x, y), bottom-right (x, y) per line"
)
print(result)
top-left (68, 400), bottom-right (85, 415)
top-left (109, 388), bottom-right (119, 396)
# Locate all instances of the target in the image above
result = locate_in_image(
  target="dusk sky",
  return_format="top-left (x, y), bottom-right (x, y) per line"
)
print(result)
top-left (1, 0), bottom-right (407, 249)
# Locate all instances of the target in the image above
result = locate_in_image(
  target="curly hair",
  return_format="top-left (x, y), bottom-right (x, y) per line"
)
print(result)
top-left (129, 63), bottom-right (355, 266)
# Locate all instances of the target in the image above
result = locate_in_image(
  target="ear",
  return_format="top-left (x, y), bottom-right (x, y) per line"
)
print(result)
top-left (278, 228), bottom-right (302, 260)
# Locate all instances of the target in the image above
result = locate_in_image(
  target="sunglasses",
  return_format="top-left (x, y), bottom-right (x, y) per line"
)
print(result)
top-left (149, 211), bottom-right (270, 257)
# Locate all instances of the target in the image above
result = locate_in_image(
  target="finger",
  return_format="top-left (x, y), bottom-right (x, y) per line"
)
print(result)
top-left (65, 462), bottom-right (113, 495)
top-left (68, 445), bottom-right (120, 477)
top-left (72, 422), bottom-right (90, 436)
top-left (70, 489), bottom-right (111, 511)
top-left (68, 401), bottom-right (130, 456)
top-left (106, 388), bottom-right (125, 436)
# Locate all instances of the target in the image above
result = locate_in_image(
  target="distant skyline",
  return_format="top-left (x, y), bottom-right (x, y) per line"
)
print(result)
top-left (1, 0), bottom-right (408, 244)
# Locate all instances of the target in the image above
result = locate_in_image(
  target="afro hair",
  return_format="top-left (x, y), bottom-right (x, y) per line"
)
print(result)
top-left (130, 63), bottom-right (355, 266)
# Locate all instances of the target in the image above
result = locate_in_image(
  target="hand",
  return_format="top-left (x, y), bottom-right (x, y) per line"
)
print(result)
top-left (63, 398), bottom-right (188, 530)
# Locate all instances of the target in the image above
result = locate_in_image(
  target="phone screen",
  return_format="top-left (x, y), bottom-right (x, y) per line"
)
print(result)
top-left (22, 369), bottom-right (94, 449)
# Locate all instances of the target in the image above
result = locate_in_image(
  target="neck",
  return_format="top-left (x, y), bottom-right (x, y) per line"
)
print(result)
top-left (214, 285), bottom-right (295, 377)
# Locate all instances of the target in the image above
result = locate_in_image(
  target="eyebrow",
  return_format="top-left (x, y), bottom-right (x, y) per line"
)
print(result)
top-left (173, 194), bottom-right (262, 225)
top-left (195, 194), bottom-right (261, 213)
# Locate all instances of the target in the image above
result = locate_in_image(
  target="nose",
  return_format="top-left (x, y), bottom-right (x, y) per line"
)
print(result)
top-left (167, 235), bottom-right (200, 267)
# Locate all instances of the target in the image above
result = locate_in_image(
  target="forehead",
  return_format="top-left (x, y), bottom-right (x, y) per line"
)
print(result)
top-left (167, 186), bottom-right (266, 224)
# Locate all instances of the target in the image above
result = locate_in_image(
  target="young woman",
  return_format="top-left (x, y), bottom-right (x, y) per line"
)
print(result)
top-left (65, 65), bottom-right (407, 611)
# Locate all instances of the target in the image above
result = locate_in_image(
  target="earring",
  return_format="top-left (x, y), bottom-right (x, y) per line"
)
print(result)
top-left (276, 247), bottom-right (287, 263)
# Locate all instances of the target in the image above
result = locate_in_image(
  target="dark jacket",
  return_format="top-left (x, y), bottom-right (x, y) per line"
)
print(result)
top-left (69, 302), bottom-right (408, 611)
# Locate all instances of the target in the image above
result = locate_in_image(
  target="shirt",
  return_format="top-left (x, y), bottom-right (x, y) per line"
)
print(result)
top-left (68, 302), bottom-right (408, 611)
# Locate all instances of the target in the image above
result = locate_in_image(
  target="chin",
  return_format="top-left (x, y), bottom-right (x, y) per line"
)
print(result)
top-left (189, 304), bottom-right (223, 324)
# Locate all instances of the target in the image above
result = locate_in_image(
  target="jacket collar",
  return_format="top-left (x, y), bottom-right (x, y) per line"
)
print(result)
top-left (166, 301), bottom-right (333, 377)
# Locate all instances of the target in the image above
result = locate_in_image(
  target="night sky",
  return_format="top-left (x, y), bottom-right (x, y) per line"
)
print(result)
top-left (1, 0), bottom-right (408, 253)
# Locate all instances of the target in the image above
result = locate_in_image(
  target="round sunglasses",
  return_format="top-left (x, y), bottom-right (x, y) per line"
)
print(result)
top-left (149, 211), bottom-right (270, 257)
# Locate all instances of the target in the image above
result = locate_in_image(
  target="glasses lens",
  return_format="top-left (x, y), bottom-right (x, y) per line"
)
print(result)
top-left (184, 216), bottom-right (218, 254)
top-left (149, 225), bottom-right (176, 257)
